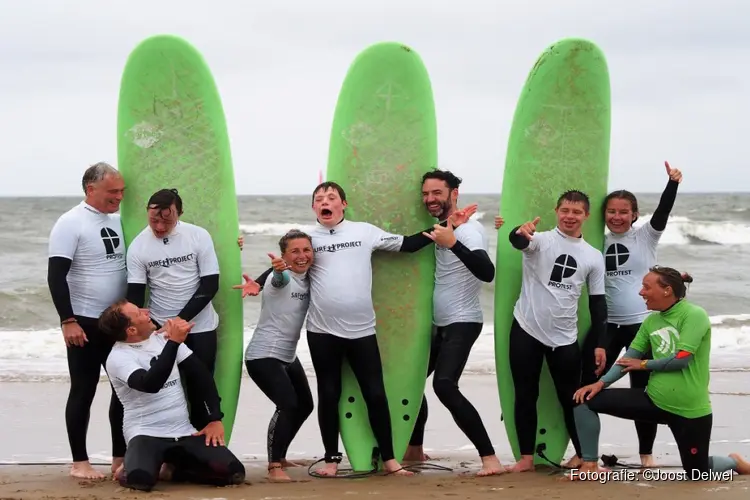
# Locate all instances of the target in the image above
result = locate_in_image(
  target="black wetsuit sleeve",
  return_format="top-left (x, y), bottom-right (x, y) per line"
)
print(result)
top-left (450, 241), bottom-right (495, 282)
top-left (649, 179), bottom-right (679, 231)
top-left (126, 341), bottom-right (180, 393)
top-left (177, 274), bottom-right (220, 322)
top-left (126, 283), bottom-right (147, 308)
top-left (589, 294), bottom-right (609, 349)
top-left (508, 226), bottom-right (531, 250)
top-left (178, 354), bottom-right (224, 423)
top-left (255, 267), bottom-right (273, 291)
top-left (400, 220), bottom-right (451, 253)
top-left (47, 257), bottom-right (75, 321)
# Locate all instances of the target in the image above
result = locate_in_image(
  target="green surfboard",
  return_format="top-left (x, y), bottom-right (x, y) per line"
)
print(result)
top-left (326, 42), bottom-right (437, 471)
top-left (494, 38), bottom-right (611, 465)
top-left (116, 35), bottom-right (243, 442)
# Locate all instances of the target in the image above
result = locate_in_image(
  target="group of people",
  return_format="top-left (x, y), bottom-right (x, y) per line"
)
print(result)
top-left (47, 160), bottom-right (749, 492)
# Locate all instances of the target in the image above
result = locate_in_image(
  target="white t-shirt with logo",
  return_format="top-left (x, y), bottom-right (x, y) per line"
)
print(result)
top-left (48, 201), bottom-right (127, 319)
top-left (306, 220), bottom-right (405, 339)
top-left (433, 219), bottom-right (487, 327)
top-left (106, 333), bottom-right (196, 444)
top-left (245, 270), bottom-right (310, 363)
top-left (127, 221), bottom-right (220, 333)
top-left (513, 228), bottom-right (606, 347)
top-left (604, 223), bottom-right (662, 325)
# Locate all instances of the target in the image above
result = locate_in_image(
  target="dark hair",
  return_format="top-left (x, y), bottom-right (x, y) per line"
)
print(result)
top-left (279, 229), bottom-right (313, 254)
top-left (649, 265), bottom-right (694, 299)
top-left (147, 188), bottom-right (183, 216)
top-left (603, 190), bottom-right (639, 223)
top-left (98, 299), bottom-right (131, 342)
top-left (312, 181), bottom-right (346, 205)
top-left (556, 190), bottom-right (590, 213)
top-left (421, 169), bottom-right (462, 190)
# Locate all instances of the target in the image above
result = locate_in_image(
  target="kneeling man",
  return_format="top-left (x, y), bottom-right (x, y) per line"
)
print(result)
top-left (99, 300), bottom-right (245, 492)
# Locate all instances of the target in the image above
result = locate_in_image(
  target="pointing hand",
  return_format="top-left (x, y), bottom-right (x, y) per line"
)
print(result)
top-left (516, 216), bottom-right (540, 241)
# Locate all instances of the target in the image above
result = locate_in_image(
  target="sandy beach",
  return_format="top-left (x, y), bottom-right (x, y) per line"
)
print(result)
top-left (2, 373), bottom-right (750, 498)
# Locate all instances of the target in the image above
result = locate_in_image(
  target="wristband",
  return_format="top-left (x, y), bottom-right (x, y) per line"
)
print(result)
top-left (640, 359), bottom-right (648, 369)
top-left (61, 318), bottom-right (77, 325)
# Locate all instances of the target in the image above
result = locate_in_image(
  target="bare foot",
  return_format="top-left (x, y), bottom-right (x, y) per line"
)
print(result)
top-left (111, 456), bottom-right (124, 476)
top-left (563, 455), bottom-right (583, 469)
top-left (280, 458), bottom-right (302, 468)
top-left (70, 461), bottom-right (105, 480)
top-left (112, 464), bottom-right (124, 482)
top-left (730, 453), bottom-right (750, 474)
top-left (159, 463), bottom-right (175, 481)
top-left (315, 462), bottom-right (339, 476)
top-left (508, 456), bottom-right (535, 473)
top-left (476, 455), bottom-right (507, 477)
top-left (565, 462), bottom-right (611, 481)
top-left (268, 463), bottom-right (292, 482)
top-left (403, 445), bottom-right (431, 462)
top-left (383, 459), bottom-right (414, 476)
top-left (640, 454), bottom-right (656, 468)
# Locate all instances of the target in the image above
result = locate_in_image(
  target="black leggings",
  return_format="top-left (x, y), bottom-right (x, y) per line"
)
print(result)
top-left (509, 318), bottom-right (582, 457)
top-left (181, 330), bottom-right (217, 430)
top-left (120, 434), bottom-right (245, 492)
top-left (576, 388), bottom-right (713, 475)
top-left (245, 357), bottom-right (314, 463)
top-left (307, 331), bottom-right (395, 462)
top-left (410, 323), bottom-right (495, 457)
top-left (66, 315), bottom-right (125, 462)
top-left (584, 322), bottom-right (657, 455)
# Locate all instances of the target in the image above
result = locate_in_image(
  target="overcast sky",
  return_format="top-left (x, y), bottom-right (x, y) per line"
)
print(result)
top-left (0, 0), bottom-right (746, 196)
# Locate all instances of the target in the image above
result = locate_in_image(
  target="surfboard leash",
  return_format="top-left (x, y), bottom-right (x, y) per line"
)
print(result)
top-left (306, 448), bottom-right (453, 479)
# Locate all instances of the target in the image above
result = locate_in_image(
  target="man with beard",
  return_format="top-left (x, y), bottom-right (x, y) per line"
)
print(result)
top-left (403, 169), bottom-right (506, 477)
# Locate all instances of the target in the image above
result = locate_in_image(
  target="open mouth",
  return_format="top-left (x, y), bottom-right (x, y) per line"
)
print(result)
top-left (293, 259), bottom-right (310, 267)
top-left (320, 209), bottom-right (332, 218)
top-left (428, 203), bottom-right (441, 211)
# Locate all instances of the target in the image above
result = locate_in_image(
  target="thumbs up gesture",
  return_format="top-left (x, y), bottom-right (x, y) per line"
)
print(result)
top-left (268, 253), bottom-right (289, 273)
top-left (665, 161), bottom-right (683, 183)
top-left (516, 216), bottom-right (541, 241)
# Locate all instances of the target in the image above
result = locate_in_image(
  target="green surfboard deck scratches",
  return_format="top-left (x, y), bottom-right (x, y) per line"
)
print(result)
top-left (326, 42), bottom-right (437, 471)
top-left (494, 38), bottom-right (611, 465)
top-left (116, 35), bottom-right (243, 443)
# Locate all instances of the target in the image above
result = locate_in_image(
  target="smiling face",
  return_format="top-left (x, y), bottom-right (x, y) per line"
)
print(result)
top-left (639, 271), bottom-right (672, 311)
top-left (282, 236), bottom-right (314, 274)
top-left (86, 174), bottom-right (125, 214)
top-left (555, 200), bottom-right (589, 237)
top-left (147, 204), bottom-right (179, 239)
top-left (120, 302), bottom-right (156, 341)
top-left (312, 185), bottom-right (347, 227)
top-left (421, 178), bottom-right (457, 219)
top-left (605, 197), bottom-right (637, 234)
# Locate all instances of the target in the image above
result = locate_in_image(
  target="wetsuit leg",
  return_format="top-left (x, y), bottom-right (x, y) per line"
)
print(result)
top-left (183, 330), bottom-right (218, 430)
top-left (245, 357), bottom-right (312, 463)
top-left (574, 388), bottom-right (669, 462)
top-left (617, 323), bottom-right (658, 456)
top-left (184, 330), bottom-right (218, 374)
top-left (280, 358), bottom-right (314, 459)
top-left (66, 316), bottom-right (124, 462)
top-left (430, 323), bottom-right (494, 457)
top-left (409, 326), bottom-right (441, 447)
top-left (120, 435), bottom-right (168, 492)
top-left (666, 412), bottom-right (712, 476)
top-left (167, 435), bottom-right (246, 486)
top-left (545, 339), bottom-right (583, 457)
top-left (344, 334), bottom-right (396, 462)
top-left (508, 319), bottom-right (546, 456)
top-left (307, 331), bottom-right (347, 461)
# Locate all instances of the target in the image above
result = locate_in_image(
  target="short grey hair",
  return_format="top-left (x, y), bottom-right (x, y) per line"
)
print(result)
top-left (82, 162), bottom-right (121, 193)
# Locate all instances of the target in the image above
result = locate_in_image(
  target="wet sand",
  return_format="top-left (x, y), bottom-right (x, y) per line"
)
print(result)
top-left (1, 373), bottom-right (749, 498)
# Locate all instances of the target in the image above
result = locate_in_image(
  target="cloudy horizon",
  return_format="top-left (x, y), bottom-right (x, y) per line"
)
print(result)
top-left (0, 0), bottom-right (747, 196)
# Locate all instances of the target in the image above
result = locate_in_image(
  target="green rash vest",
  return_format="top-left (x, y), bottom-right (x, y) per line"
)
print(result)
top-left (630, 299), bottom-right (712, 419)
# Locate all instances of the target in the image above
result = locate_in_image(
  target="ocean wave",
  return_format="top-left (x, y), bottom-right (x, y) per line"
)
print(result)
top-left (239, 213), bottom-right (750, 247)
top-left (2, 313), bottom-right (748, 382)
